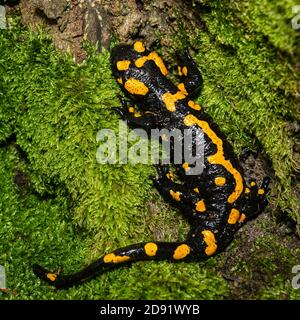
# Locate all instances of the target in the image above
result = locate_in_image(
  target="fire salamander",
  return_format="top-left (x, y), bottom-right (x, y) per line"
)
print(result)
top-left (33, 41), bottom-right (271, 289)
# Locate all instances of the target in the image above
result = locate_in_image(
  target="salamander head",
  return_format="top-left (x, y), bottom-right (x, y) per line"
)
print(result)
top-left (110, 42), bottom-right (147, 80)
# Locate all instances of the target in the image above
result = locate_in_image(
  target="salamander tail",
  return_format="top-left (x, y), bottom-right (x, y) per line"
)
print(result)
top-left (33, 241), bottom-right (192, 289)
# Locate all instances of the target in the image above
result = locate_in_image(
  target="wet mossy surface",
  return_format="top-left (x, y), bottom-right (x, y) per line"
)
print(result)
top-left (0, 0), bottom-right (300, 299)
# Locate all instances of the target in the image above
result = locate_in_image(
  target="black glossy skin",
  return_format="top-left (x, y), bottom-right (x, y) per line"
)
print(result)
top-left (33, 42), bottom-right (271, 289)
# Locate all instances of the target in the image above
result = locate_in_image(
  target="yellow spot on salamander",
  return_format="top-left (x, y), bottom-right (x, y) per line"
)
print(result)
top-left (245, 187), bottom-right (250, 194)
top-left (103, 253), bottom-right (130, 263)
top-left (258, 188), bottom-right (265, 195)
top-left (173, 244), bottom-right (190, 260)
top-left (124, 78), bottom-right (149, 95)
top-left (134, 112), bottom-right (142, 117)
top-left (162, 91), bottom-right (186, 112)
top-left (135, 52), bottom-right (168, 75)
top-left (227, 208), bottom-right (241, 224)
top-left (166, 172), bottom-right (174, 181)
top-left (117, 60), bottom-right (131, 71)
top-left (46, 273), bottom-right (57, 282)
top-left (215, 176), bottom-right (226, 186)
top-left (178, 66), bottom-right (183, 76)
top-left (182, 66), bottom-right (188, 76)
top-left (128, 106), bottom-right (135, 113)
top-left (183, 114), bottom-right (196, 126)
top-left (103, 253), bottom-right (115, 263)
top-left (239, 213), bottom-right (247, 223)
top-left (117, 78), bottom-right (123, 84)
top-left (134, 41), bottom-right (145, 53)
top-left (183, 114), bottom-right (244, 204)
top-left (182, 162), bottom-right (190, 171)
top-left (135, 57), bottom-right (146, 68)
top-left (202, 230), bottom-right (217, 256)
top-left (144, 242), bottom-right (158, 257)
top-left (178, 83), bottom-right (188, 95)
top-left (250, 181), bottom-right (256, 187)
top-left (196, 199), bottom-right (206, 212)
top-left (188, 100), bottom-right (201, 111)
top-left (170, 190), bottom-right (181, 201)
top-left (193, 187), bottom-right (200, 193)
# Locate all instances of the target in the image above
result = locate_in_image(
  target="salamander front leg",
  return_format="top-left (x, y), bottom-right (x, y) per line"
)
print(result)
top-left (176, 49), bottom-right (203, 97)
top-left (114, 98), bottom-right (160, 131)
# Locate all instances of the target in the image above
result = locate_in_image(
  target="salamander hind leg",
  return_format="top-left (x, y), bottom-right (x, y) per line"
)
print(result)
top-left (240, 176), bottom-right (271, 222)
top-left (151, 164), bottom-right (205, 222)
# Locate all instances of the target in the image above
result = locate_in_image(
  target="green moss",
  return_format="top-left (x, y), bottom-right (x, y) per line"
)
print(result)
top-left (105, 261), bottom-right (228, 300)
top-left (253, 235), bottom-right (300, 300)
top-left (260, 275), bottom-right (300, 300)
top-left (0, 146), bottom-right (90, 299)
top-left (1, 27), bottom-right (154, 246)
